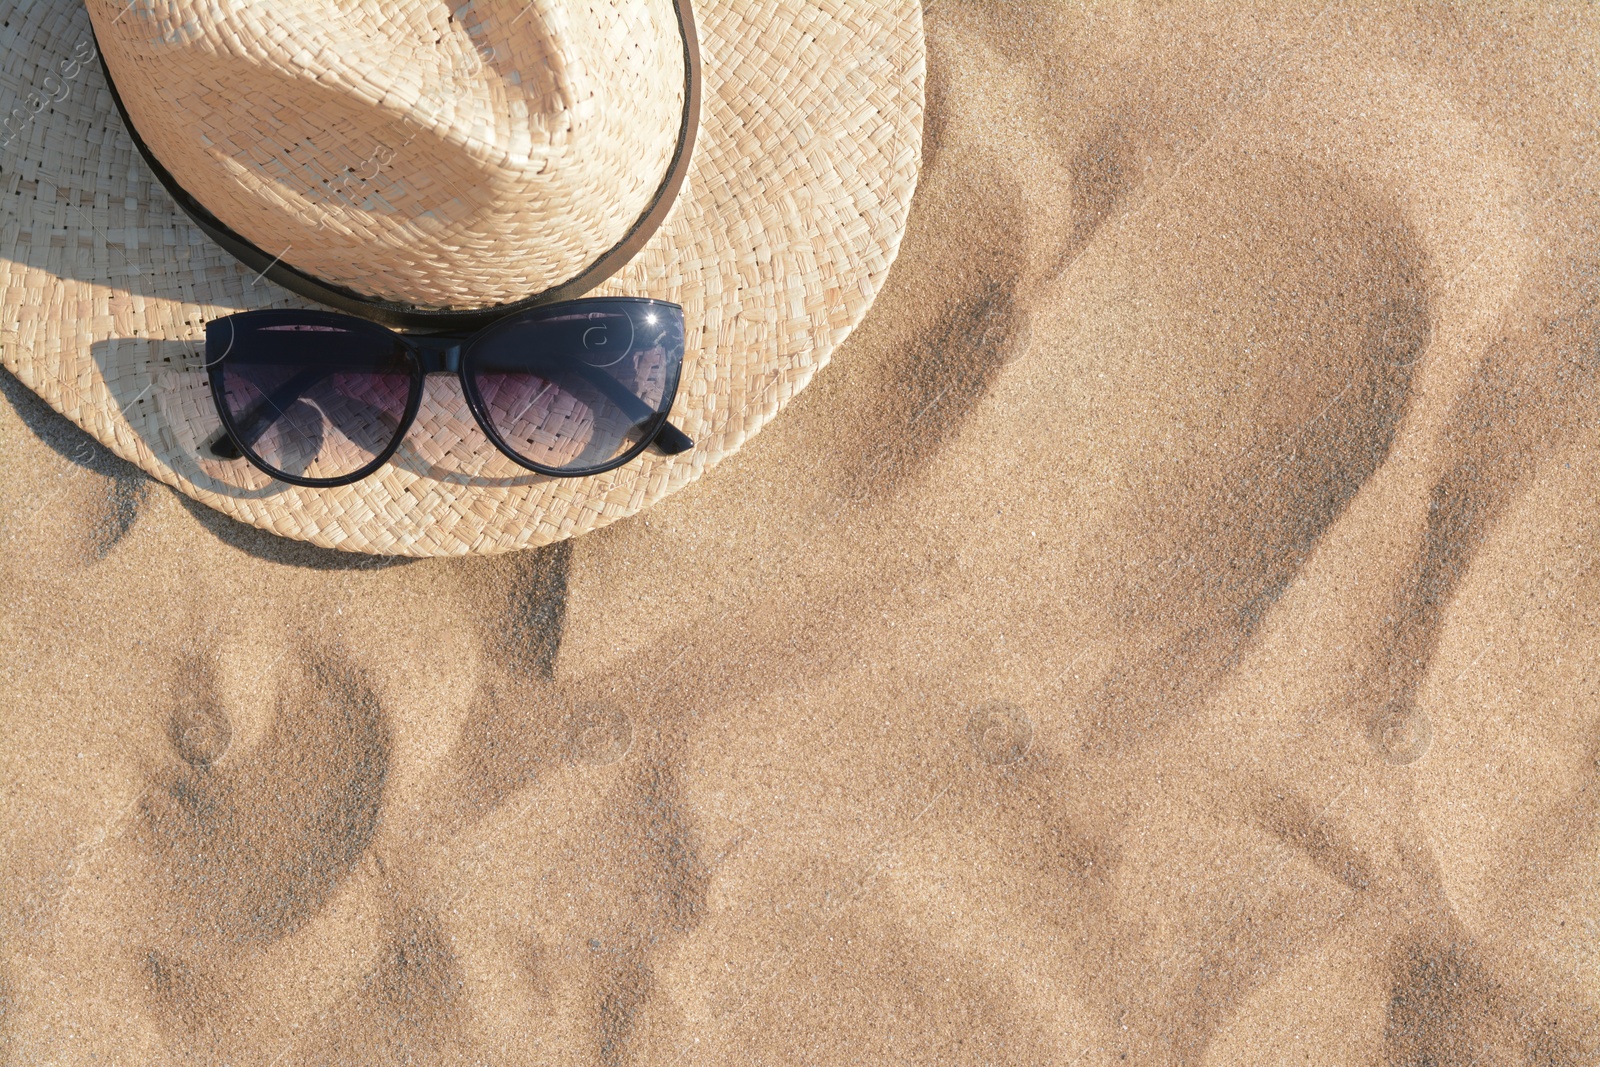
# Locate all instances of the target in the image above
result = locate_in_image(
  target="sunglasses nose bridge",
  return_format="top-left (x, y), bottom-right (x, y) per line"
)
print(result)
top-left (405, 335), bottom-right (465, 375)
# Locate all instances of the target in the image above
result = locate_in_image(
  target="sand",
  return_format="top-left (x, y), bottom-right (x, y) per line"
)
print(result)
top-left (4, 2), bottom-right (1600, 1063)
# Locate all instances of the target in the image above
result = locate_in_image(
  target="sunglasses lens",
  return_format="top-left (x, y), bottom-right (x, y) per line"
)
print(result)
top-left (464, 300), bottom-right (684, 474)
top-left (207, 315), bottom-right (416, 483)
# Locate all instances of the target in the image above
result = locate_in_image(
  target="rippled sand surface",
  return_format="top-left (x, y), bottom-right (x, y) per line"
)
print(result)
top-left (4, 3), bottom-right (1599, 1064)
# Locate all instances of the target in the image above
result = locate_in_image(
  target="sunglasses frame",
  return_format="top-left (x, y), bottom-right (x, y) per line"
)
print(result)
top-left (204, 297), bottom-right (692, 489)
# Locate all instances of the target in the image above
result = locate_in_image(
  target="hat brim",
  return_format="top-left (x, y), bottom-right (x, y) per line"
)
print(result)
top-left (0, 0), bottom-right (923, 556)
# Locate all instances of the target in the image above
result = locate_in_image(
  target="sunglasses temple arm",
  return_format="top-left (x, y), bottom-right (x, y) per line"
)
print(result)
top-left (202, 425), bottom-right (242, 460)
top-left (564, 361), bottom-right (694, 455)
top-left (204, 366), bottom-right (335, 459)
top-left (651, 420), bottom-right (694, 455)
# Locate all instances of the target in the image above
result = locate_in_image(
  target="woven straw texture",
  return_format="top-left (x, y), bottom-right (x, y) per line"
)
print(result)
top-left (92, 0), bottom-right (687, 309)
top-left (0, 0), bottom-right (923, 556)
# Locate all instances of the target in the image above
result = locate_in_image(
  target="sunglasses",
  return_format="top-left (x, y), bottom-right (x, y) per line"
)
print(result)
top-left (201, 297), bottom-right (692, 487)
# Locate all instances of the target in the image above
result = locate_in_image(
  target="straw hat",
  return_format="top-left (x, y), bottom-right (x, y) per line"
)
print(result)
top-left (0, 0), bottom-right (923, 555)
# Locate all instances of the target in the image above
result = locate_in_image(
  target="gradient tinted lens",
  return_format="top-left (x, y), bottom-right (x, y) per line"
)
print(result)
top-left (207, 314), bottom-right (416, 483)
top-left (465, 300), bottom-right (684, 473)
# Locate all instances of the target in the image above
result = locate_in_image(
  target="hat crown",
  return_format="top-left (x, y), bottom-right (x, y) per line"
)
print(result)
top-left (88, 0), bottom-right (689, 311)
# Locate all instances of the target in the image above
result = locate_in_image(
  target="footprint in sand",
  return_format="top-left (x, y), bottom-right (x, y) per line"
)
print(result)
top-left (131, 642), bottom-right (395, 1055)
top-left (166, 656), bottom-right (233, 768)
